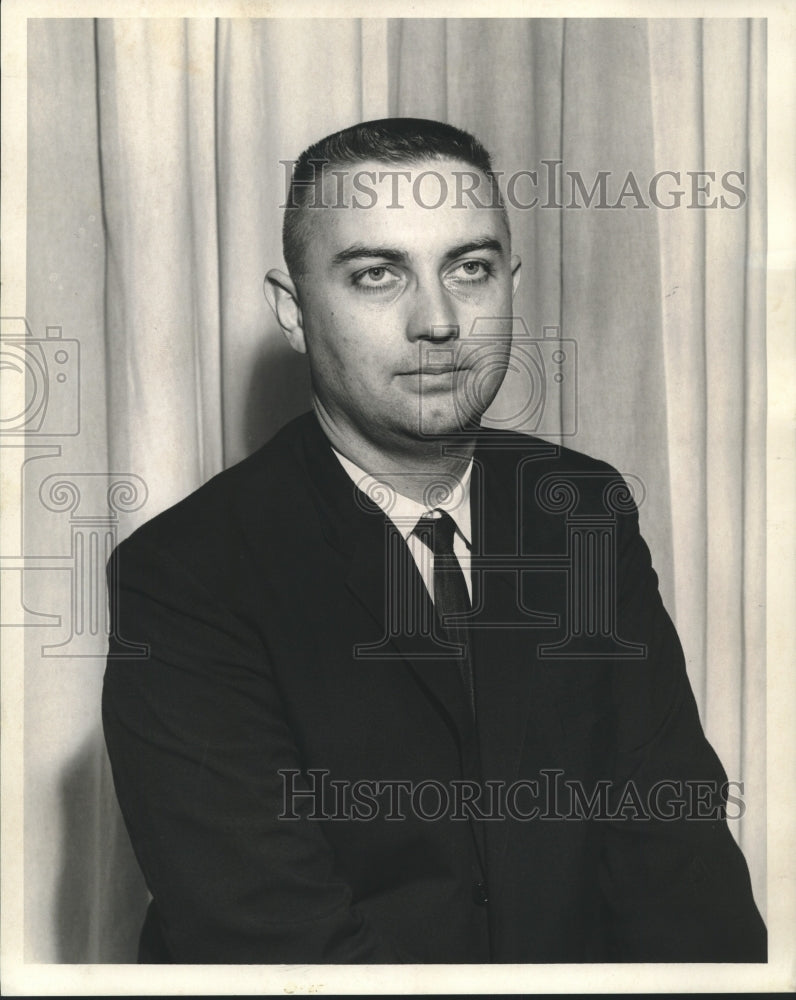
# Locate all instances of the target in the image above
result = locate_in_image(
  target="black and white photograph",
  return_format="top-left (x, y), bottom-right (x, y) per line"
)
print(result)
top-left (1, 1), bottom-right (793, 995)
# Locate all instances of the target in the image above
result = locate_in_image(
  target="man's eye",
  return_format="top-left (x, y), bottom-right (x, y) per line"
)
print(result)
top-left (450, 260), bottom-right (492, 282)
top-left (353, 266), bottom-right (400, 291)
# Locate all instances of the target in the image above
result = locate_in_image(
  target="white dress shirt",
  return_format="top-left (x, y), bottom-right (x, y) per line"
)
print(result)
top-left (332, 448), bottom-right (473, 603)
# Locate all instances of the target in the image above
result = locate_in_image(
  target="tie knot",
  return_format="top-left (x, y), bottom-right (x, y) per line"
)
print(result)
top-left (414, 510), bottom-right (458, 556)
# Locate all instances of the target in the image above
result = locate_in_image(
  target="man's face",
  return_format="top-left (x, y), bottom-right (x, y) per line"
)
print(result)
top-left (276, 157), bottom-right (520, 457)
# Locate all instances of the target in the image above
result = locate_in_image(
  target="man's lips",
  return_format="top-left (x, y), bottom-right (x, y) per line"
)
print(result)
top-left (399, 365), bottom-right (463, 375)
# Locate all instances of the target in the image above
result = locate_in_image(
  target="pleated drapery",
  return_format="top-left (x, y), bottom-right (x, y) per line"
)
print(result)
top-left (23, 17), bottom-right (766, 961)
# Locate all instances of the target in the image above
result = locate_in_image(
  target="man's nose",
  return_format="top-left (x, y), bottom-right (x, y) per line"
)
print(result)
top-left (405, 280), bottom-right (460, 342)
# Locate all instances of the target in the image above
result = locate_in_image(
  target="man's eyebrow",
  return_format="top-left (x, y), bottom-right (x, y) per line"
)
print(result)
top-left (332, 245), bottom-right (409, 265)
top-left (331, 237), bottom-right (506, 267)
top-left (442, 237), bottom-right (506, 262)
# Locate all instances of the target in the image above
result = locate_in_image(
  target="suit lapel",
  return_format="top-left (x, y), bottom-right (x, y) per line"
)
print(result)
top-left (347, 515), bottom-right (476, 744)
top-left (299, 414), bottom-right (475, 747)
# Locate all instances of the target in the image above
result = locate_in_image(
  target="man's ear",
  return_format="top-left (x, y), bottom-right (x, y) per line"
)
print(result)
top-left (510, 253), bottom-right (522, 297)
top-left (264, 269), bottom-right (307, 355)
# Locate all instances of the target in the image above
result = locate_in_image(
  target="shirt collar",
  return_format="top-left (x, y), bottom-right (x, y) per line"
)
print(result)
top-left (332, 448), bottom-right (473, 548)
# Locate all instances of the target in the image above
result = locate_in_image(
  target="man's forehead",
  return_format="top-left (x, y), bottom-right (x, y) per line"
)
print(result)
top-left (318, 155), bottom-right (495, 197)
top-left (307, 156), bottom-right (508, 259)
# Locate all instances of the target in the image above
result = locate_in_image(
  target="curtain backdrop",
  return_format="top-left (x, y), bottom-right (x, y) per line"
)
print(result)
top-left (23, 17), bottom-right (766, 961)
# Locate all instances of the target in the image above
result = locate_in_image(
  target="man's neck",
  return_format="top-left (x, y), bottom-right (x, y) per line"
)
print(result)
top-left (313, 403), bottom-right (476, 504)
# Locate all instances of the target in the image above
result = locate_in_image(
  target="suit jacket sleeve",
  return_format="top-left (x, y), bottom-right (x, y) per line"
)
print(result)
top-left (102, 533), bottom-right (406, 964)
top-left (598, 478), bottom-right (767, 961)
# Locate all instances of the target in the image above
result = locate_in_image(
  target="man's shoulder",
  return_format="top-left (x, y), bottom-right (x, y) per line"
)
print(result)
top-left (116, 412), bottom-right (316, 563)
top-left (475, 427), bottom-right (619, 477)
top-left (474, 427), bottom-right (636, 523)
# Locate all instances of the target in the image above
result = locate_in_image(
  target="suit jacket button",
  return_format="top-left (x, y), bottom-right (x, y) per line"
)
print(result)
top-left (472, 881), bottom-right (488, 905)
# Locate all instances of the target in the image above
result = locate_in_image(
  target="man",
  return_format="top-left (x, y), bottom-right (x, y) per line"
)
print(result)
top-left (102, 118), bottom-right (766, 963)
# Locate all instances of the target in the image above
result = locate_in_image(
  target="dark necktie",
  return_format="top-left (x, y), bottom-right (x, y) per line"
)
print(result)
top-left (413, 511), bottom-right (476, 718)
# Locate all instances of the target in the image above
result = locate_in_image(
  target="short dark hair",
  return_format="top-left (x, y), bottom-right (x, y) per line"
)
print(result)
top-left (282, 117), bottom-right (507, 278)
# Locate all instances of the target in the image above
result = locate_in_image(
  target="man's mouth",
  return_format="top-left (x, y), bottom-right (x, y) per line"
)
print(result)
top-left (404, 368), bottom-right (455, 375)
top-left (401, 362), bottom-right (463, 375)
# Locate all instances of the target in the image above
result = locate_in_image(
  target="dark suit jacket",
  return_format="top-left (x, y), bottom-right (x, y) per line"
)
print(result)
top-left (102, 411), bottom-right (766, 963)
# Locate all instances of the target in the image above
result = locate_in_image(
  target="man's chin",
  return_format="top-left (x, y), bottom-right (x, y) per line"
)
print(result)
top-left (410, 404), bottom-right (483, 441)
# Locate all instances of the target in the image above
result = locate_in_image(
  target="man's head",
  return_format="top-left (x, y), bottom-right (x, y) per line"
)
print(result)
top-left (265, 118), bottom-right (521, 468)
top-left (281, 118), bottom-right (509, 280)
